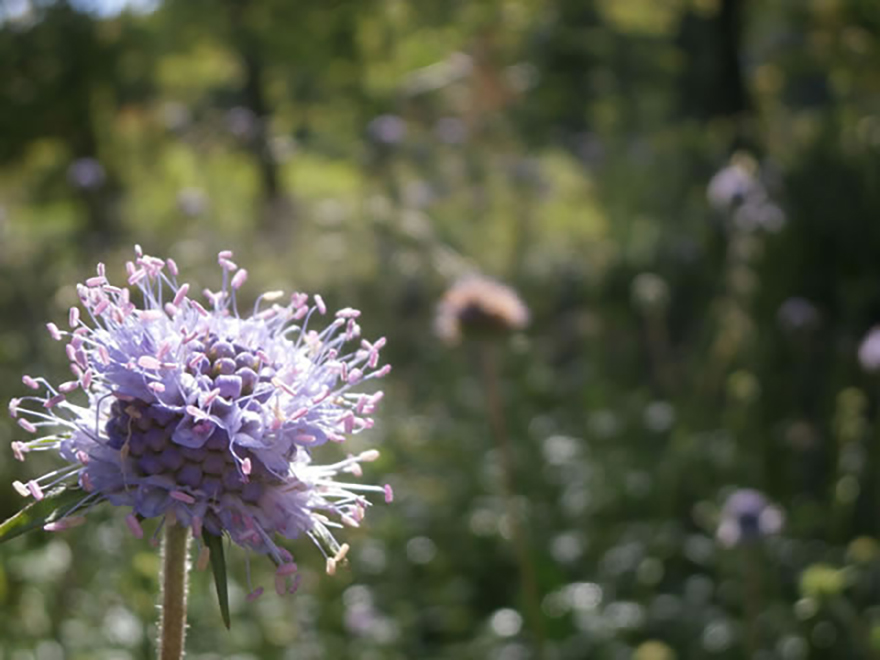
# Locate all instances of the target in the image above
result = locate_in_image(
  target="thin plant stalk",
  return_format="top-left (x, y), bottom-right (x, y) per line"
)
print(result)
top-left (478, 342), bottom-right (545, 657)
top-left (742, 544), bottom-right (762, 658)
top-left (160, 521), bottom-right (191, 660)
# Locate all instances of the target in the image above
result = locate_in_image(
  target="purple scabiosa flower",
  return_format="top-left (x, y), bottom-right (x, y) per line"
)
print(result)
top-left (9, 247), bottom-right (392, 597)
top-left (707, 155), bottom-right (759, 212)
top-left (226, 107), bottom-right (258, 141)
top-left (67, 157), bottom-right (106, 190)
top-left (777, 297), bottom-right (819, 333)
top-left (716, 489), bottom-right (783, 547)
top-left (732, 195), bottom-right (786, 233)
top-left (858, 326), bottom-right (880, 373)
top-left (435, 275), bottom-right (529, 346)
top-left (366, 114), bottom-right (407, 146)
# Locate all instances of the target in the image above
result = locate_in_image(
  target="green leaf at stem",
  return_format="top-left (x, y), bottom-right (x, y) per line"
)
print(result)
top-left (0, 486), bottom-right (91, 545)
top-left (204, 530), bottom-right (231, 629)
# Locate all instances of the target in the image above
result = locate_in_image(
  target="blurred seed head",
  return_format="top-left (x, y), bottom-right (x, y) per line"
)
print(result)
top-left (858, 326), bottom-right (880, 373)
top-left (67, 157), bottom-right (106, 191)
top-left (435, 275), bottom-right (529, 345)
top-left (716, 488), bottom-right (784, 547)
top-left (631, 273), bottom-right (670, 315)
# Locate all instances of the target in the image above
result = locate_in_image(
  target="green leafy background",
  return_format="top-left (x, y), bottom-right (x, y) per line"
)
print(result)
top-left (2, 0), bottom-right (880, 658)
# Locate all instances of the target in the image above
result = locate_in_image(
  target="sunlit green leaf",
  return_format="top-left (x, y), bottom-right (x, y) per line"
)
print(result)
top-left (204, 531), bottom-right (230, 629)
top-left (0, 486), bottom-right (91, 545)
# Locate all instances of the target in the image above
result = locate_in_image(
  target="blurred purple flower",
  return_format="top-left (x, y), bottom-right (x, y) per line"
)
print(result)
top-left (858, 326), bottom-right (880, 373)
top-left (777, 297), bottom-right (819, 332)
top-left (226, 107), bottom-right (258, 140)
top-left (716, 489), bottom-right (783, 547)
top-left (9, 248), bottom-right (392, 598)
top-left (732, 196), bottom-right (786, 233)
top-left (706, 158), bottom-right (759, 212)
top-left (367, 114), bottom-right (407, 146)
top-left (67, 158), bottom-right (106, 190)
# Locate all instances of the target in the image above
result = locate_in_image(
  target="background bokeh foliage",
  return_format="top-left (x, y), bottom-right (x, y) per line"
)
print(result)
top-left (2, 0), bottom-right (880, 658)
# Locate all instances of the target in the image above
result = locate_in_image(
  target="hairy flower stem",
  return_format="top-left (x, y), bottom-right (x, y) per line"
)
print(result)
top-left (479, 344), bottom-right (545, 658)
top-left (159, 522), bottom-right (191, 660)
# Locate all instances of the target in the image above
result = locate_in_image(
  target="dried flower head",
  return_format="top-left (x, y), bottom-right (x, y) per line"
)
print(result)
top-left (435, 275), bottom-right (529, 345)
top-left (716, 488), bottom-right (783, 547)
top-left (9, 247), bottom-right (391, 597)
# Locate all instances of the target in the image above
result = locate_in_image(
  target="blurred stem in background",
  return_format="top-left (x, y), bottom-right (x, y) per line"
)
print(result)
top-left (742, 544), bottom-right (763, 657)
top-left (224, 0), bottom-right (287, 231)
top-left (160, 522), bottom-right (191, 660)
top-left (478, 342), bottom-right (546, 658)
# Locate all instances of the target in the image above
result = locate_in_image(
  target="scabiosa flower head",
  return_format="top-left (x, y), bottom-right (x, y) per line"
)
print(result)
top-left (858, 326), bottom-right (880, 373)
top-left (716, 488), bottom-right (783, 547)
top-left (366, 114), bottom-right (407, 146)
top-left (435, 275), bottom-right (529, 346)
top-left (67, 157), bottom-right (106, 191)
top-left (9, 247), bottom-right (392, 596)
top-left (777, 296), bottom-right (819, 333)
top-left (707, 153), bottom-right (760, 212)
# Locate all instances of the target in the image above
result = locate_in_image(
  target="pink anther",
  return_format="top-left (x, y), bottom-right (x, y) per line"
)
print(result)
top-left (44, 516), bottom-right (86, 532)
top-left (173, 283), bottom-right (189, 307)
top-left (231, 269), bottom-right (248, 290)
top-left (27, 480), bottom-right (44, 500)
top-left (125, 513), bottom-right (144, 539)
